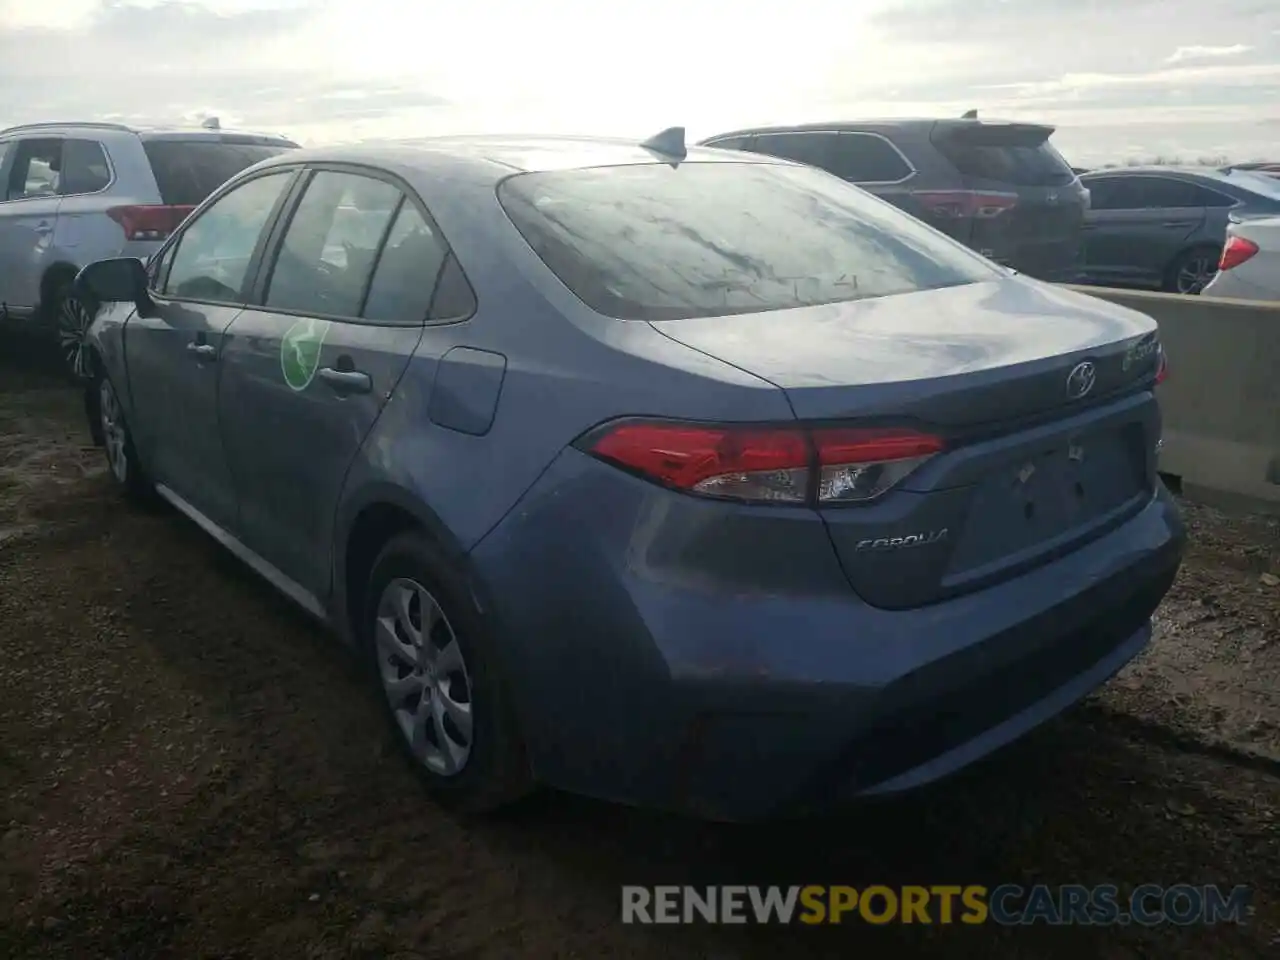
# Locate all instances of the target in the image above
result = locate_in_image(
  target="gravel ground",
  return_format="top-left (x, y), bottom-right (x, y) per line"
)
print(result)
top-left (1, 334), bottom-right (1277, 959)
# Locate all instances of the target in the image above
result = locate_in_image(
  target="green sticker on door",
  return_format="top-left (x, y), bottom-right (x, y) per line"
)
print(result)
top-left (280, 317), bottom-right (332, 392)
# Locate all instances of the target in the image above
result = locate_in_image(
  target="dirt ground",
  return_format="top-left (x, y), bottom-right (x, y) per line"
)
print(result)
top-left (1, 333), bottom-right (1278, 959)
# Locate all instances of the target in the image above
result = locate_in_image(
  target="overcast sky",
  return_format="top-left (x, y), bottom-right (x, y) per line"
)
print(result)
top-left (2, 0), bottom-right (1279, 165)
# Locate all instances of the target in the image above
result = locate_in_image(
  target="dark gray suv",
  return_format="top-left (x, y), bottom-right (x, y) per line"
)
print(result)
top-left (699, 119), bottom-right (1088, 282)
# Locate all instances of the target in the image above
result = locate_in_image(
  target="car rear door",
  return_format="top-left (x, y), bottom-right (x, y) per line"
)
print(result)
top-left (50, 137), bottom-right (114, 264)
top-left (124, 167), bottom-right (299, 531)
top-left (929, 121), bottom-right (1085, 280)
top-left (216, 165), bottom-right (444, 600)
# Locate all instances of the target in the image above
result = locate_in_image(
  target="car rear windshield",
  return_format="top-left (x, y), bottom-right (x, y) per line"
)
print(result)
top-left (143, 139), bottom-right (296, 206)
top-left (496, 161), bottom-right (1000, 322)
top-left (1229, 171), bottom-right (1280, 202)
top-left (935, 126), bottom-right (1076, 187)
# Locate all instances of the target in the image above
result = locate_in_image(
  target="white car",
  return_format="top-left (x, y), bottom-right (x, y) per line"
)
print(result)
top-left (1202, 215), bottom-right (1280, 301)
top-left (0, 119), bottom-right (297, 377)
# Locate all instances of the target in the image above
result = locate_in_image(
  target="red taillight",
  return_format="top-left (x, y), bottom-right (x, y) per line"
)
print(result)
top-left (106, 204), bottom-right (196, 242)
top-left (582, 420), bottom-right (945, 504)
top-left (910, 189), bottom-right (1018, 220)
top-left (1155, 348), bottom-right (1169, 385)
top-left (1218, 235), bottom-right (1259, 271)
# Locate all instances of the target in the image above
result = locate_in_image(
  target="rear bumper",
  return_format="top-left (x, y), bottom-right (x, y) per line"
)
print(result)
top-left (1201, 271), bottom-right (1280, 302)
top-left (471, 451), bottom-right (1185, 821)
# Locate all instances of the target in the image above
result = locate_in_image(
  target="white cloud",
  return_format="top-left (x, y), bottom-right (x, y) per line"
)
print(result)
top-left (0, 0), bottom-right (1278, 163)
top-left (1165, 44), bottom-right (1252, 64)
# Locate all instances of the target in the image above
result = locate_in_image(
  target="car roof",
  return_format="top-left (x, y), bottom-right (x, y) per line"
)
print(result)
top-left (1082, 166), bottom-right (1219, 178)
top-left (249, 134), bottom-right (779, 187)
top-left (0, 119), bottom-right (295, 143)
top-left (700, 117), bottom-right (1050, 141)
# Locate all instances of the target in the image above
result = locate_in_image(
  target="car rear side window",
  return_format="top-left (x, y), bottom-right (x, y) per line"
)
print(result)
top-left (826, 133), bottom-right (913, 183)
top-left (265, 170), bottom-right (401, 318)
top-left (1140, 177), bottom-right (1208, 208)
top-left (361, 201), bottom-right (449, 324)
top-left (497, 161), bottom-right (999, 322)
top-left (750, 132), bottom-right (835, 169)
top-left (143, 139), bottom-right (295, 207)
top-left (60, 139), bottom-right (111, 195)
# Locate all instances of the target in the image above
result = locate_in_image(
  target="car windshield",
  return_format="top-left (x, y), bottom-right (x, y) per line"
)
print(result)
top-left (497, 161), bottom-right (1000, 322)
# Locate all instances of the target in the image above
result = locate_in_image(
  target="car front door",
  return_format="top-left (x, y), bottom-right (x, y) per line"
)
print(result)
top-left (125, 167), bottom-right (298, 531)
top-left (0, 137), bottom-right (64, 315)
top-left (217, 166), bottom-right (444, 599)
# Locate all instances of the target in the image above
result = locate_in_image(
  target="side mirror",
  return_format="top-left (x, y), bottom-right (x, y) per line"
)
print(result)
top-left (74, 257), bottom-right (149, 307)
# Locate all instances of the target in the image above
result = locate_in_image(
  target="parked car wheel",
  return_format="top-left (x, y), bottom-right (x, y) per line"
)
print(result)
top-left (51, 282), bottom-right (97, 381)
top-left (1165, 246), bottom-right (1219, 295)
top-left (95, 374), bottom-right (154, 501)
top-left (364, 532), bottom-right (531, 813)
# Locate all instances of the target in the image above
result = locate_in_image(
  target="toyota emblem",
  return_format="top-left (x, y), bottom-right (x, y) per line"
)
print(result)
top-left (1066, 361), bottom-right (1096, 400)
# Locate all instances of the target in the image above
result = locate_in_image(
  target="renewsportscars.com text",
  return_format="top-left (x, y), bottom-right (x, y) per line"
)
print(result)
top-left (621, 884), bottom-right (1252, 926)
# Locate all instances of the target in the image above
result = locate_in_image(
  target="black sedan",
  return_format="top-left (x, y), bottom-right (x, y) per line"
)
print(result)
top-left (1078, 167), bottom-right (1280, 294)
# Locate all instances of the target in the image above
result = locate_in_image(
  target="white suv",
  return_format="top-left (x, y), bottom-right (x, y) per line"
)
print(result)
top-left (0, 120), bottom-right (298, 377)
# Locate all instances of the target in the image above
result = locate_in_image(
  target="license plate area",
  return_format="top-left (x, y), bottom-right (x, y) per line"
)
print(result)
top-left (944, 425), bottom-right (1147, 579)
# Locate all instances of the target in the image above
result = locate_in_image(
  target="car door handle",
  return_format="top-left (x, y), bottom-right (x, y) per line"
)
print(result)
top-left (186, 342), bottom-right (217, 360)
top-left (1162, 221), bottom-right (1194, 228)
top-left (34, 221), bottom-right (52, 235)
top-left (317, 367), bottom-right (371, 394)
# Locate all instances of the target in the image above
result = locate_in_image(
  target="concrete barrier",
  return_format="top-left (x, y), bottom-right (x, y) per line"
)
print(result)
top-left (1065, 285), bottom-right (1280, 514)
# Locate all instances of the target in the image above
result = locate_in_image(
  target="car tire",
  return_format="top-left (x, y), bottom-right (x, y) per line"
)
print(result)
top-left (1163, 246), bottom-right (1219, 295)
top-left (49, 281), bottom-right (98, 382)
top-left (363, 531), bottom-right (532, 814)
top-left (94, 373), bottom-right (155, 502)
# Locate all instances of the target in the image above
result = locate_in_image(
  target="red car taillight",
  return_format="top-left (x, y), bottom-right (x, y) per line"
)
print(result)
top-left (580, 420), bottom-right (945, 505)
top-left (1218, 235), bottom-right (1259, 271)
top-left (910, 189), bottom-right (1018, 220)
top-left (1155, 347), bottom-right (1169, 385)
top-left (106, 204), bottom-right (196, 242)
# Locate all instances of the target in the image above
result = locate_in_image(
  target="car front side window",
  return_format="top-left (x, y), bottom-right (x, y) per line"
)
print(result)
top-left (161, 170), bottom-right (294, 303)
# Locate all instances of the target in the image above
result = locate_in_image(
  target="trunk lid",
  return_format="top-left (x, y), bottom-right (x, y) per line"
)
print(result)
top-left (650, 277), bottom-right (1164, 608)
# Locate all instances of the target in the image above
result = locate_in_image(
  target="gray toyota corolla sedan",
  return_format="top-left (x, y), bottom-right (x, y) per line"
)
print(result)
top-left (75, 129), bottom-right (1184, 821)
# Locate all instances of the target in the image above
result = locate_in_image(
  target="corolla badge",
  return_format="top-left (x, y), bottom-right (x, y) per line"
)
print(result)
top-left (854, 529), bottom-right (949, 552)
top-left (1066, 361), bottom-right (1096, 400)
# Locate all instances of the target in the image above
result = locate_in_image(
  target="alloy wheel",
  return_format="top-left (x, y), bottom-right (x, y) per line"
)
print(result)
top-left (374, 577), bottom-right (474, 776)
top-left (1175, 255), bottom-right (1217, 295)
top-left (57, 295), bottom-right (94, 380)
top-left (98, 378), bottom-right (129, 485)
